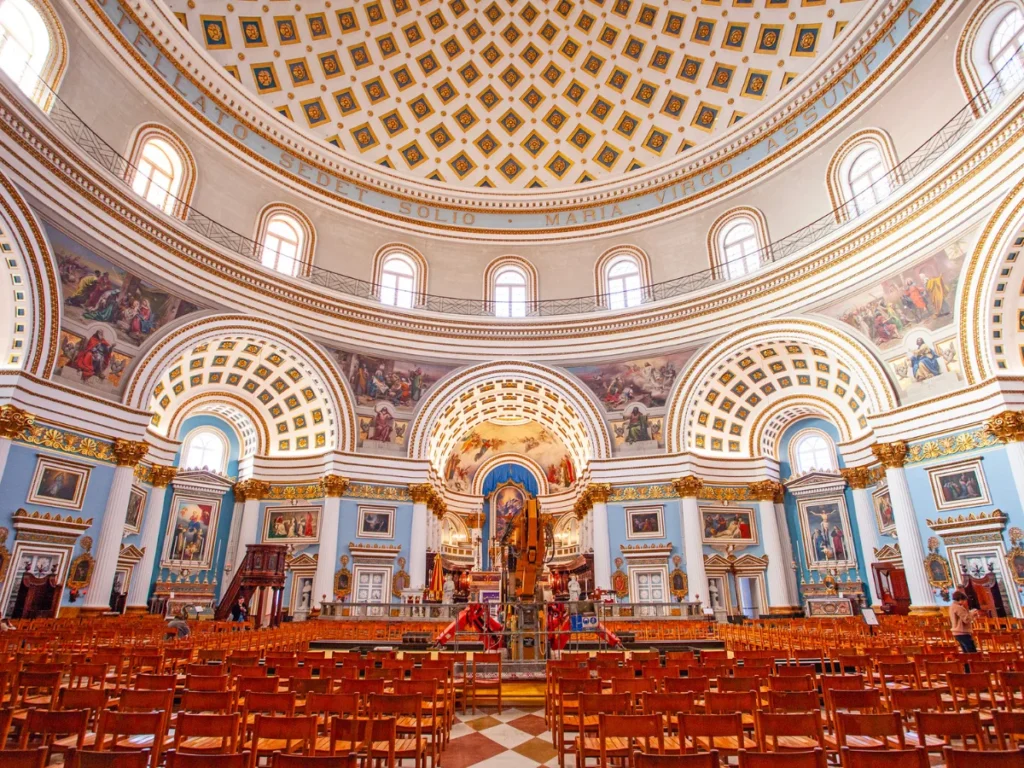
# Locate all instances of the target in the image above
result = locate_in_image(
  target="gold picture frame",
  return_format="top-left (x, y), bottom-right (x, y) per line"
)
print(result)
top-left (923, 552), bottom-right (953, 589)
top-left (67, 552), bottom-right (95, 589)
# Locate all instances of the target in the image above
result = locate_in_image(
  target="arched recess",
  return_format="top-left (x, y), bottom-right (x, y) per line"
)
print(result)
top-left (471, 452), bottom-right (551, 496)
top-left (665, 318), bottom-right (899, 456)
top-left (749, 395), bottom-right (854, 461)
top-left (825, 128), bottom-right (901, 222)
top-left (122, 314), bottom-right (356, 454)
top-left (165, 391), bottom-right (269, 460)
top-left (371, 243), bottom-right (428, 306)
top-left (0, 0), bottom-right (68, 112)
top-left (956, 0), bottom-right (1024, 114)
top-left (0, 171), bottom-right (59, 376)
top-left (123, 123), bottom-right (198, 219)
top-left (408, 361), bottom-right (611, 478)
top-left (959, 179), bottom-right (1024, 384)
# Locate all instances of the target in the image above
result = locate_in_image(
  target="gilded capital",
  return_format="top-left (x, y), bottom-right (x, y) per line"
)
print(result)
top-left (586, 483), bottom-right (611, 503)
top-left (985, 411), bottom-right (1024, 443)
top-left (234, 479), bottom-right (270, 502)
top-left (748, 480), bottom-right (783, 502)
top-left (0, 405), bottom-right (34, 440)
top-left (320, 474), bottom-right (349, 497)
top-left (150, 465), bottom-right (178, 488)
top-left (871, 441), bottom-right (908, 469)
top-left (409, 483), bottom-right (433, 504)
top-left (840, 466), bottom-right (872, 490)
top-left (112, 439), bottom-right (149, 467)
top-left (673, 476), bottom-right (704, 498)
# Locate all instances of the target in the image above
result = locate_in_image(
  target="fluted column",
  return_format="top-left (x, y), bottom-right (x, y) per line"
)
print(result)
top-left (772, 485), bottom-right (799, 606)
top-left (841, 466), bottom-right (881, 606)
top-left (674, 476), bottom-right (708, 607)
top-left (0, 405), bottom-right (33, 486)
top-left (408, 484), bottom-right (431, 591)
top-left (986, 411), bottom-right (1024, 513)
top-left (83, 439), bottom-right (149, 613)
top-left (126, 465), bottom-right (177, 611)
top-left (872, 442), bottom-right (936, 612)
top-left (749, 480), bottom-right (796, 614)
top-left (588, 484), bottom-right (612, 591)
top-left (232, 479), bottom-right (270, 577)
top-left (313, 475), bottom-right (347, 609)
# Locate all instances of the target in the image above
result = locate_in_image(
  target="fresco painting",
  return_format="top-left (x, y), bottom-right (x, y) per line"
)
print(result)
top-left (566, 350), bottom-right (693, 412)
top-left (334, 351), bottom-right (455, 410)
top-left (49, 224), bottom-right (202, 397)
top-left (443, 420), bottom-right (576, 493)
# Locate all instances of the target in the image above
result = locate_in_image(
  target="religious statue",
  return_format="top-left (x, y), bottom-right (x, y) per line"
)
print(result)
top-left (442, 574), bottom-right (455, 604)
top-left (568, 574), bottom-right (582, 602)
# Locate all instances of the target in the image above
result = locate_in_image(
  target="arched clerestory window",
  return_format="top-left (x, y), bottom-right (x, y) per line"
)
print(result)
top-left (371, 245), bottom-right (427, 308)
top-left (484, 256), bottom-right (538, 318)
top-left (957, 1), bottom-right (1024, 111)
top-left (253, 204), bottom-right (316, 277)
top-left (595, 246), bottom-right (651, 309)
top-left (790, 429), bottom-right (838, 475)
top-left (708, 208), bottom-right (771, 280)
top-left (125, 124), bottom-right (197, 219)
top-left (826, 129), bottom-right (900, 222)
top-left (0, 0), bottom-right (66, 111)
top-left (181, 427), bottom-right (228, 474)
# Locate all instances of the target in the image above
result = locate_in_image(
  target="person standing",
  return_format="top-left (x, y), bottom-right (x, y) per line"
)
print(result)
top-left (231, 596), bottom-right (249, 623)
top-left (949, 590), bottom-right (978, 653)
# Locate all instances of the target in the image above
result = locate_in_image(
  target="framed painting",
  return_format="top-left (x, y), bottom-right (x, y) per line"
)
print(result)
top-left (700, 506), bottom-right (758, 545)
top-left (357, 505), bottom-right (395, 539)
top-left (27, 456), bottom-right (91, 510)
top-left (625, 506), bottom-right (664, 540)
top-left (928, 459), bottom-right (991, 511)
top-left (123, 486), bottom-right (148, 535)
top-left (797, 496), bottom-right (857, 570)
top-left (263, 505), bottom-right (322, 545)
top-left (871, 485), bottom-right (896, 536)
top-left (161, 494), bottom-right (220, 570)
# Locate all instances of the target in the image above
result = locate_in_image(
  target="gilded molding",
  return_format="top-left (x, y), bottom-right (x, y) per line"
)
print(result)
top-left (673, 476), bottom-right (704, 498)
top-left (840, 466), bottom-right (873, 490)
top-left (747, 480), bottom-right (784, 502)
top-left (985, 411), bottom-right (1024, 443)
top-left (320, 475), bottom-right (349, 498)
top-left (409, 484), bottom-right (433, 504)
top-left (0, 405), bottom-right (34, 440)
top-left (905, 428), bottom-right (998, 464)
top-left (347, 484), bottom-right (412, 502)
top-left (112, 439), bottom-right (149, 467)
top-left (586, 483), bottom-right (611, 504)
top-left (149, 465), bottom-right (177, 488)
top-left (17, 422), bottom-right (116, 462)
top-left (872, 441), bottom-right (908, 469)
top-left (234, 479), bottom-right (271, 502)
top-left (265, 483), bottom-right (319, 501)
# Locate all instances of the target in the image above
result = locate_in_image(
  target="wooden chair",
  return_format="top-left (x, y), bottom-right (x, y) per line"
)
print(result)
top-left (470, 653), bottom-right (502, 714)
top-left (65, 749), bottom-right (153, 768)
top-left (995, 710), bottom-right (1024, 749)
top-left (364, 716), bottom-right (397, 768)
top-left (598, 714), bottom-right (665, 767)
top-left (705, 690), bottom-right (758, 730)
top-left (556, 679), bottom-right (603, 768)
top-left (368, 694), bottom-right (427, 768)
top-left (678, 713), bottom-right (755, 755)
top-left (915, 711), bottom-right (986, 753)
top-left (12, 670), bottom-right (62, 709)
top-left (948, 672), bottom-right (1001, 713)
top-left (755, 711), bottom-right (825, 752)
top-left (93, 710), bottom-right (166, 768)
top-left (181, 691), bottom-right (236, 714)
top-left (245, 714), bottom-right (317, 768)
top-left (943, 747), bottom-right (1024, 768)
top-left (173, 712), bottom-right (241, 754)
top-left (636, 753), bottom-right (719, 768)
top-left (767, 690), bottom-right (819, 714)
top-left (834, 713), bottom-right (906, 751)
top-left (0, 747), bottom-right (47, 768)
top-left (643, 691), bottom-right (696, 738)
top-left (839, 747), bottom-right (929, 768)
top-left (768, 676), bottom-right (815, 692)
top-left (392, 680), bottom-right (443, 766)
top-left (272, 755), bottom-right (358, 768)
top-left (576, 693), bottom-right (633, 767)
top-left (738, 749), bottom-right (827, 768)
top-left (323, 716), bottom-right (368, 759)
top-left (59, 687), bottom-right (109, 728)
top-left (165, 751), bottom-right (250, 768)
top-left (185, 675), bottom-right (230, 692)
top-left (241, 692), bottom-right (297, 737)
top-left (18, 707), bottom-right (89, 758)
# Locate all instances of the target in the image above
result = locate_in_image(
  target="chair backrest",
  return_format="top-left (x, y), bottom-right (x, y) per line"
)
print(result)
top-left (243, 691), bottom-right (297, 717)
top-left (134, 674), bottom-right (176, 691)
top-left (19, 707), bottom-right (89, 749)
top-left (768, 675), bottom-right (815, 692)
top-left (173, 712), bottom-right (240, 753)
top-left (666, 676), bottom-right (710, 694)
top-left (995, 710), bottom-right (1024, 749)
top-left (644, 691), bottom-right (695, 717)
top-left (252, 714), bottom-right (317, 754)
top-left (739, 749), bottom-right (827, 768)
top-left (755, 711), bottom-right (825, 751)
top-left (943, 747), bottom-right (1024, 768)
top-left (612, 677), bottom-right (656, 696)
top-left (165, 751), bottom-right (250, 768)
top-left (679, 712), bottom-right (744, 750)
top-left (0, 747), bottom-right (47, 768)
top-left (840, 747), bottom-right (929, 768)
top-left (290, 677), bottom-right (331, 696)
top-left (836, 713), bottom-right (906, 749)
top-left (720, 677), bottom-right (763, 693)
top-left (706, 690), bottom-right (757, 715)
top-left (948, 673), bottom-right (995, 710)
top-left (830, 688), bottom-right (883, 714)
top-left (272, 754), bottom-right (359, 768)
top-left (68, 749), bottom-right (153, 768)
top-left (599, 714), bottom-right (664, 760)
top-left (767, 690), bottom-right (819, 713)
top-left (59, 687), bottom-right (109, 721)
top-left (916, 711), bottom-right (986, 749)
top-left (185, 674), bottom-right (229, 692)
top-left (95, 710), bottom-right (165, 762)
top-left (119, 688), bottom-right (174, 713)
top-left (579, 692), bottom-right (632, 725)
top-left (237, 676), bottom-right (279, 695)
top-left (181, 690), bottom-right (235, 713)
top-left (636, 751), bottom-right (719, 768)
top-left (889, 689), bottom-right (943, 722)
top-left (305, 692), bottom-right (360, 722)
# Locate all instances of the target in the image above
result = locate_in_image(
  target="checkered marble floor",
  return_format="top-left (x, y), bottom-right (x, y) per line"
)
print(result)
top-left (442, 707), bottom-right (564, 768)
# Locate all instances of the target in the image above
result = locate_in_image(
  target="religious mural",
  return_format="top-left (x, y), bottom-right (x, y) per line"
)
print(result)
top-left (566, 350), bottom-right (693, 413)
top-left (49, 224), bottom-right (202, 397)
top-left (333, 350), bottom-right (455, 412)
top-left (443, 420), bottom-right (576, 494)
top-left (357, 403), bottom-right (408, 449)
top-left (612, 405), bottom-right (664, 449)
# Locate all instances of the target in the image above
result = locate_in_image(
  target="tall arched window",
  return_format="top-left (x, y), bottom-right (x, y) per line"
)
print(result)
top-left (182, 427), bottom-right (228, 473)
top-left (0, 0), bottom-right (65, 110)
top-left (253, 204), bottom-right (315, 277)
top-left (125, 124), bottom-right (197, 219)
top-left (708, 208), bottom-right (770, 280)
top-left (958, 1), bottom-right (1024, 111)
top-left (826, 129), bottom-right (900, 222)
top-left (990, 6), bottom-right (1024, 89)
top-left (484, 256), bottom-right (538, 318)
top-left (595, 246), bottom-right (652, 309)
top-left (790, 430), bottom-right (838, 475)
top-left (372, 245), bottom-right (427, 308)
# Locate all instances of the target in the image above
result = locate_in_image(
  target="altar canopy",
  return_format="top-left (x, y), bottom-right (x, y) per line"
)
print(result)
top-left (481, 464), bottom-right (539, 570)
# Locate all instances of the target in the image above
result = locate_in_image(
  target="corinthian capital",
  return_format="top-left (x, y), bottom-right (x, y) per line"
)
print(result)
top-left (586, 483), bottom-right (611, 503)
top-left (150, 465), bottom-right (178, 488)
top-left (840, 466), bottom-right (872, 490)
top-left (0, 405), bottom-right (34, 440)
top-left (234, 479), bottom-right (270, 502)
top-left (112, 439), bottom-right (149, 467)
top-left (985, 411), bottom-right (1024, 443)
top-left (871, 441), bottom-right (908, 469)
top-left (409, 484), bottom-right (433, 504)
top-left (747, 480), bottom-right (783, 502)
top-left (320, 474), bottom-right (349, 497)
top-left (673, 476), bottom-right (704, 498)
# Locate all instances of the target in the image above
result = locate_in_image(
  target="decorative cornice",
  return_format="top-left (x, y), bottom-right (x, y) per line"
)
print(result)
top-left (984, 411), bottom-right (1024, 443)
top-left (872, 441), bottom-right (908, 469)
top-left (112, 439), bottom-right (148, 467)
top-left (873, 543), bottom-right (902, 562)
top-left (347, 484), bottom-right (412, 502)
top-left (150, 465), bottom-right (177, 488)
top-left (409, 484), bottom-right (433, 504)
top-left (926, 509), bottom-right (1007, 533)
top-left (266, 483), bottom-right (321, 501)
top-left (234, 479), bottom-right (271, 502)
top-left (16, 422), bottom-right (116, 462)
top-left (840, 466), bottom-right (873, 489)
top-left (747, 480), bottom-right (784, 502)
top-left (673, 476), bottom-right (704, 499)
top-left (319, 475), bottom-right (349, 498)
top-left (906, 428), bottom-right (999, 464)
top-left (0, 405), bottom-right (34, 440)
top-left (586, 483), bottom-right (611, 504)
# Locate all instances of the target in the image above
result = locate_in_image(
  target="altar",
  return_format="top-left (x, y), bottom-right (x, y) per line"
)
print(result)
top-left (804, 595), bottom-right (860, 617)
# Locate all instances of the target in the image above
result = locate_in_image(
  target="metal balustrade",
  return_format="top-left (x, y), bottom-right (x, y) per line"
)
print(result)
top-left (3, 29), bottom-right (1022, 317)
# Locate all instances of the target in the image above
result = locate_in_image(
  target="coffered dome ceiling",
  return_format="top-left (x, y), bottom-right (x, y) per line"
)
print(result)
top-left (167, 0), bottom-right (867, 190)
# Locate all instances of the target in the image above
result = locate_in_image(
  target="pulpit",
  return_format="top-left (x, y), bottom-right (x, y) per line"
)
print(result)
top-left (12, 573), bottom-right (62, 619)
top-left (215, 544), bottom-right (287, 626)
top-left (961, 570), bottom-right (1007, 618)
